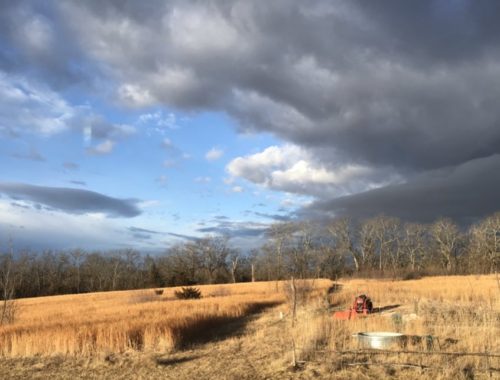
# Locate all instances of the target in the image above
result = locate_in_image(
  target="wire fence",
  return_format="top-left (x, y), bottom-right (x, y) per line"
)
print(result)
top-left (285, 278), bottom-right (500, 375)
top-left (298, 348), bottom-right (500, 358)
top-left (290, 344), bottom-right (500, 375)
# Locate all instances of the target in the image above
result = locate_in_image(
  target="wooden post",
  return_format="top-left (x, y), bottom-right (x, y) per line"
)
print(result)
top-left (291, 337), bottom-right (297, 368)
top-left (291, 276), bottom-right (297, 327)
top-left (251, 264), bottom-right (255, 282)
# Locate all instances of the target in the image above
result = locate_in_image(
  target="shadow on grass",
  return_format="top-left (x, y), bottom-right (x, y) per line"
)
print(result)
top-left (156, 355), bottom-right (200, 366)
top-left (372, 304), bottom-right (400, 313)
top-left (327, 283), bottom-right (344, 294)
top-left (176, 301), bottom-right (283, 349)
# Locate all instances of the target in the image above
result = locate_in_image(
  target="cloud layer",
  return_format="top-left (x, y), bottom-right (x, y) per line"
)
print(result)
top-left (1, 1), bottom-right (499, 225)
top-left (0, 182), bottom-right (141, 218)
top-left (305, 155), bottom-right (500, 225)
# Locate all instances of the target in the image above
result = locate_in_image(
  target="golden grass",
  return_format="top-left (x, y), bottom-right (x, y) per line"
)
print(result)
top-left (0, 276), bottom-right (497, 378)
top-left (0, 279), bottom-right (332, 357)
top-left (294, 275), bottom-right (500, 378)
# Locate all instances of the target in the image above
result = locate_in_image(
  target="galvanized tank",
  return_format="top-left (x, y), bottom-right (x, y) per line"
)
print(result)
top-left (354, 332), bottom-right (405, 349)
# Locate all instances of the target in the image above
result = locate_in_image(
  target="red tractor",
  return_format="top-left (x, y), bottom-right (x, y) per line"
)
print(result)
top-left (333, 294), bottom-right (373, 320)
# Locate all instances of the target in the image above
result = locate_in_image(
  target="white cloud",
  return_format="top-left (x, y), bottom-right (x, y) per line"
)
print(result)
top-left (118, 83), bottom-right (155, 107)
top-left (0, 72), bottom-right (136, 156)
top-left (231, 186), bottom-right (244, 193)
top-left (0, 200), bottom-right (132, 251)
top-left (0, 72), bottom-right (75, 136)
top-left (138, 110), bottom-right (179, 129)
top-left (227, 144), bottom-right (394, 197)
top-left (205, 147), bottom-right (224, 161)
top-left (87, 139), bottom-right (114, 155)
top-left (280, 195), bottom-right (313, 209)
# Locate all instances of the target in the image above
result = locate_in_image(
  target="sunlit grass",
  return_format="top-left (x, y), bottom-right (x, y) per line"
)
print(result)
top-left (295, 275), bottom-right (499, 377)
top-left (0, 279), bottom-right (332, 357)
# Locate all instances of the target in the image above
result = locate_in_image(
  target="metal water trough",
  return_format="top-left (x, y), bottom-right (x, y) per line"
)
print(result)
top-left (354, 332), bottom-right (405, 349)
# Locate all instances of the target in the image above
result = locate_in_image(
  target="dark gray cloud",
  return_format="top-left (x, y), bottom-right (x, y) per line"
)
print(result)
top-left (128, 226), bottom-right (163, 241)
top-left (2, 1), bottom-right (499, 224)
top-left (197, 220), bottom-right (268, 238)
top-left (130, 232), bottom-right (152, 240)
top-left (253, 211), bottom-right (293, 222)
top-left (10, 202), bottom-right (30, 210)
top-left (166, 232), bottom-right (199, 242)
top-left (213, 215), bottom-right (229, 221)
top-left (87, 116), bottom-right (135, 140)
top-left (0, 182), bottom-right (141, 217)
top-left (305, 155), bottom-right (500, 225)
top-left (38, 0), bottom-right (499, 172)
top-left (127, 226), bottom-right (200, 243)
top-left (0, 1), bottom-right (101, 89)
top-left (128, 226), bottom-right (161, 235)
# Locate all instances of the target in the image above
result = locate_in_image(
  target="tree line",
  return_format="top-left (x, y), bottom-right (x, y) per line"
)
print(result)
top-left (1, 213), bottom-right (498, 300)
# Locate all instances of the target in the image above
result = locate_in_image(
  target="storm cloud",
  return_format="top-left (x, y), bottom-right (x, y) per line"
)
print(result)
top-left (1, 1), bottom-right (499, 224)
top-left (0, 182), bottom-right (141, 218)
top-left (305, 155), bottom-right (500, 225)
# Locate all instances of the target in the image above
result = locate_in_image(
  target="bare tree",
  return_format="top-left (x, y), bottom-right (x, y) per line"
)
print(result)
top-left (401, 223), bottom-right (427, 271)
top-left (327, 218), bottom-right (360, 272)
top-left (70, 249), bottom-right (85, 293)
top-left (184, 243), bottom-right (202, 284)
top-left (371, 216), bottom-right (400, 272)
top-left (268, 222), bottom-right (298, 280)
top-left (83, 253), bottom-right (109, 291)
top-left (359, 218), bottom-right (378, 271)
top-left (229, 249), bottom-right (240, 283)
top-left (431, 218), bottom-right (462, 273)
top-left (197, 236), bottom-right (230, 283)
top-left (110, 254), bottom-right (121, 290)
top-left (469, 213), bottom-right (500, 273)
top-left (0, 248), bottom-right (17, 324)
top-left (248, 249), bottom-right (259, 282)
top-left (289, 222), bottom-right (315, 278)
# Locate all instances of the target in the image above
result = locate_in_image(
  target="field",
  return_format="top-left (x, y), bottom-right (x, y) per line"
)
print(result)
top-left (0, 280), bottom-right (330, 357)
top-left (0, 276), bottom-right (498, 379)
top-left (294, 275), bottom-right (500, 379)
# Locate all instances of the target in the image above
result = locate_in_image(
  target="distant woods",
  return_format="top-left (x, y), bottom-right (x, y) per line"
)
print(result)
top-left (0, 213), bottom-right (499, 299)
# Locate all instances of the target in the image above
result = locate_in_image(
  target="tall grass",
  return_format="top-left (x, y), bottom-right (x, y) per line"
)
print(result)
top-left (0, 280), bottom-right (332, 357)
top-left (294, 275), bottom-right (499, 377)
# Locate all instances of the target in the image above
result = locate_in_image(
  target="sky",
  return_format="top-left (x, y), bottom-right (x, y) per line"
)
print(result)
top-left (1, 0), bottom-right (500, 252)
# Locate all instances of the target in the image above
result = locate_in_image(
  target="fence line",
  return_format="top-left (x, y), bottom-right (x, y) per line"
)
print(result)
top-left (339, 361), bottom-right (499, 373)
top-left (294, 347), bottom-right (500, 358)
top-left (291, 347), bottom-right (500, 374)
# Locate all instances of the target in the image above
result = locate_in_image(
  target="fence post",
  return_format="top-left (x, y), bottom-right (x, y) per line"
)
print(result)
top-left (290, 276), bottom-right (297, 327)
top-left (291, 338), bottom-right (297, 368)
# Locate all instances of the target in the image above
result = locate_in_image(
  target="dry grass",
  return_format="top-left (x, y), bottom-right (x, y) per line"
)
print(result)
top-left (0, 276), bottom-right (500, 380)
top-left (293, 275), bottom-right (500, 379)
top-left (0, 280), bottom-right (331, 358)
